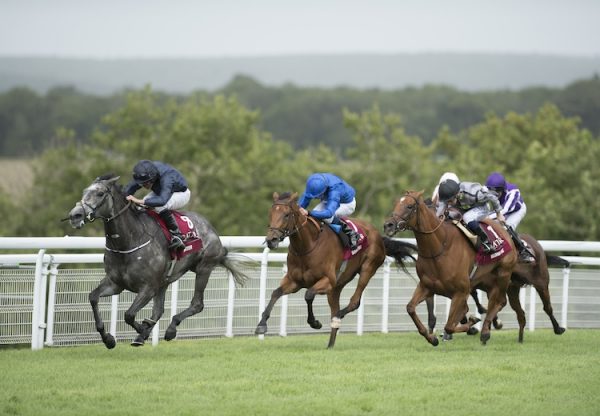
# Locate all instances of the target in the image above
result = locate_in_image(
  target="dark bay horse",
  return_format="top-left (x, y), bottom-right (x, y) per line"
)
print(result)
top-left (383, 190), bottom-right (517, 346)
top-left (257, 192), bottom-right (416, 348)
top-left (68, 174), bottom-right (249, 348)
top-left (470, 234), bottom-right (567, 342)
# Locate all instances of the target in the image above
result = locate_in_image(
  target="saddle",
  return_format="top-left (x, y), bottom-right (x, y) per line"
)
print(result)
top-left (147, 211), bottom-right (203, 259)
top-left (339, 218), bottom-right (369, 260)
top-left (452, 220), bottom-right (513, 265)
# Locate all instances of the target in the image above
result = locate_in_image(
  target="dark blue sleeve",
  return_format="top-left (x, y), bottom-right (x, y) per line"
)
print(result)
top-left (143, 173), bottom-right (177, 207)
top-left (123, 181), bottom-right (141, 196)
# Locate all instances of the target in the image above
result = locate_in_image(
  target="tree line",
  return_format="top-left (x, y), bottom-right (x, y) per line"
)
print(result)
top-left (1, 86), bottom-right (599, 242)
top-left (1, 75), bottom-right (599, 157)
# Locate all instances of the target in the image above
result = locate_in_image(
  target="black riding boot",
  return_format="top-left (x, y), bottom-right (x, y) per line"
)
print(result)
top-left (159, 210), bottom-right (185, 250)
top-left (332, 217), bottom-right (360, 250)
top-left (469, 221), bottom-right (494, 254)
top-left (506, 225), bottom-right (535, 263)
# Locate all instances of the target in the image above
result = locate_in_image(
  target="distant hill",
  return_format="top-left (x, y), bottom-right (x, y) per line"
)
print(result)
top-left (1, 53), bottom-right (599, 95)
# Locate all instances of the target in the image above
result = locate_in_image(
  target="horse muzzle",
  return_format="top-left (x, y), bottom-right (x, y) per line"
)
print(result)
top-left (68, 204), bottom-right (87, 229)
top-left (383, 219), bottom-right (405, 237)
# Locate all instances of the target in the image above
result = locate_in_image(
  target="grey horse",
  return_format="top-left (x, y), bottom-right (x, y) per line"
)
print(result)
top-left (68, 174), bottom-right (249, 348)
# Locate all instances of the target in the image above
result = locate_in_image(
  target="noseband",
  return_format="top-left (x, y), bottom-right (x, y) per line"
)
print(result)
top-left (389, 194), bottom-right (443, 235)
top-left (268, 202), bottom-right (306, 242)
top-left (81, 183), bottom-right (131, 223)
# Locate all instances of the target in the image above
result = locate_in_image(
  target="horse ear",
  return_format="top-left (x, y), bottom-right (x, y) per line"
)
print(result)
top-left (272, 192), bottom-right (279, 201)
top-left (417, 190), bottom-right (425, 197)
top-left (107, 176), bottom-right (120, 185)
top-left (291, 192), bottom-right (299, 201)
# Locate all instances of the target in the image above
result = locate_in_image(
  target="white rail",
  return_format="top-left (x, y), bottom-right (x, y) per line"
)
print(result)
top-left (0, 236), bottom-right (597, 350)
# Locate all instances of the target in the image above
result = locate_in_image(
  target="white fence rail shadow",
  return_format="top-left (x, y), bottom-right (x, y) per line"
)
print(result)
top-left (1, 237), bottom-right (599, 350)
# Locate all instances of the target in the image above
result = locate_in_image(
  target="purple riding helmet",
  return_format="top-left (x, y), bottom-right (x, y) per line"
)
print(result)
top-left (485, 172), bottom-right (506, 193)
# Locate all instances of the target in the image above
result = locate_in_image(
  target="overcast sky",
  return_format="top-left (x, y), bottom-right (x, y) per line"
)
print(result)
top-left (1, 0), bottom-right (599, 58)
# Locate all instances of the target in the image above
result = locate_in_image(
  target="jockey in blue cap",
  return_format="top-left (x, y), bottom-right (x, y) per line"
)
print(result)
top-left (298, 173), bottom-right (360, 250)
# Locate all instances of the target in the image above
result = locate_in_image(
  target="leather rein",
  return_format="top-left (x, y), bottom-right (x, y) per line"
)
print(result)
top-left (269, 202), bottom-right (323, 256)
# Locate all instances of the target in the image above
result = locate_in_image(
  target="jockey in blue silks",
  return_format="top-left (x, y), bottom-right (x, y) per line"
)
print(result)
top-left (298, 173), bottom-right (360, 250)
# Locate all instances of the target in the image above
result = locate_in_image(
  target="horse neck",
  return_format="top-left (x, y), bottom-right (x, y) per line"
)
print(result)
top-left (411, 202), bottom-right (446, 252)
top-left (103, 196), bottom-right (151, 250)
top-left (288, 215), bottom-right (320, 254)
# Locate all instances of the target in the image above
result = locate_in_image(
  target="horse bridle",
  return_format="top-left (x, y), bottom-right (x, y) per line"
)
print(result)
top-left (268, 201), bottom-right (322, 256)
top-left (388, 193), bottom-right (447, 259)
top-left (81, 182), bottom-right (131, 223)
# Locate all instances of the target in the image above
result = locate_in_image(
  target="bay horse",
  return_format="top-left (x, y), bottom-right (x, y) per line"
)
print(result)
top-left (68, 174), bottom-right (249, 348)
top-left (257, 192), bottom-right (416, 348)
top-left (383, 190), bottom-right (517, 346)
top-left (469, 234), bottom-right (568, 342)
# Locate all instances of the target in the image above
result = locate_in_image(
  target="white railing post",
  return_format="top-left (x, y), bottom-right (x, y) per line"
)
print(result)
top-left (257, 247), bottom-right (269, 340)
top-left (109, 295), bottom-right (119, 336)
top-left (226, 272), bottom-right (236, 337)
top-left (170, 280), bottom-right (179, 319)
top-left (279, 264), bottom-right (288, 337)
top-left (381, 259), bottom-right (391, 333)
top-left (357, 296), bottom-right (364, 336)
top-left (31, 250), bottom-right (47, 350)
top-left (151, 319), bottom-right (159, 346)
top-left (45, 261), bottom-right (59, 346)
top-left (561, 266), bottom-right (570, 329)
top-left (528, 285), bottom-right (537, 331)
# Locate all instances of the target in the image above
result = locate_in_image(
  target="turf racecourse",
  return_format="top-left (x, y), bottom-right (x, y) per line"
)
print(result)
top-left (1, 329), bottom-right (599, 416)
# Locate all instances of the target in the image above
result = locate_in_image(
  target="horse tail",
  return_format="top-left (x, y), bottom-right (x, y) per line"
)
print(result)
top-left (220, 250), bottom-right (253, 287)
top-left (545, 253), bottom-right (570, 268)
top-left (382, 237), bottom-right (418, 274)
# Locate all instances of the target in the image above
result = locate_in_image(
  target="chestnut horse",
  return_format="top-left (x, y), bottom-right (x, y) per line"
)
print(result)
top-left (470, 234), bottom-right (568, 342)
top-left (383, 190), bottom-right (517, 346)
top-left (257, 192), bottom-right (416, 348)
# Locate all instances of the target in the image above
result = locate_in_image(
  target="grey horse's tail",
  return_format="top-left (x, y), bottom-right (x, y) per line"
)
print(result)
top-left (221, 250), bottom-right (253, 287)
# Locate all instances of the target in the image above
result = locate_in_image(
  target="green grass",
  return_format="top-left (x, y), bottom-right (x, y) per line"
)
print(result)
top-left (1, 329), bottom-right (599, 416)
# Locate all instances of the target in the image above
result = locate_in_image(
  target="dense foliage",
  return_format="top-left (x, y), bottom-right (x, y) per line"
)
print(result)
top-left (2, 83), bottom-right (599, 241)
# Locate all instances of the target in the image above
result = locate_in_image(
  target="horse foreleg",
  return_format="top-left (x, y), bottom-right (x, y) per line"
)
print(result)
top-left (327, 287), bottom-right (342, 349)
top-left (131, 286), bottom-right (167, 346)
top-left (123, 288), bottom-right (155, 347)
top-left (534, 284), bottom-right (566, 335)
top-left (426, 295), bottom-right (436, 334)
top-left (255, 275), bottom-right (300, 335)
top-left (89, 277), bottom-right (123, 349)
top-left (165, 266), bottom-right (211, 341)
top-left (444, 292), bottom-right (471, 336)
top-left (507, 285), bottom-right (526, 343)
top-left (480, 286), bottom-right (508, 345)
top-left (407, 283), bottom-right (438, 346)
top-left (305, 287), bottom-right (322, 330)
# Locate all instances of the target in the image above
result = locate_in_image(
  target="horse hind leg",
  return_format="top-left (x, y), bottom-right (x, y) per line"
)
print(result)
top-left (327, 287), bottom-right (343, 349)
top-left (124, 288), bottom-right (159, 347)
top-left (535, 284), bottom-right (565, 335)
top-left (165, 265), bottom-right (211, 341)
top-left (507, 285), bottom-right (526, 343)
top-left (89, 277), bottom-right (123, 349)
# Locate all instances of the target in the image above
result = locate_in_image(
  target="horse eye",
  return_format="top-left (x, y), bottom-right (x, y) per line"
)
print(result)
top-left (97, 191), bottom-right (105, 197)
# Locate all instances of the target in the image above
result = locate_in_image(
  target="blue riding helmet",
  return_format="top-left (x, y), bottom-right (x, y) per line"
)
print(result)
top-left (132, 160), bottom-right (159, 185)
top-left (438, 179), bottom-right (460, 202)
top-left (485, 172), bottom-right (506, 192)
top-left (305, 174), bottom-right (328, 198)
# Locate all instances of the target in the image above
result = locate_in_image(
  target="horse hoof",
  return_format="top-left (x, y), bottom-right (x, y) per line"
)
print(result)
top-left (467, 327), bottom-right (479, 335)
top-left (255, 325), bottom-right (267, 335)
top-left (555, 327), bottom-right (566, 335)
top-left (131, 336), bottom-right (145, 347)
top-left (468, 314), bottom-right (481, 325)
top-left (104, 334), bottom-right (116, 349)
top-left (442, 332), bottom-right (453, 341)
top-left (493, 319), bottom-right (504, 330)
top-left (309, 320), bottom-right (322, 330)
top-left (164, 328), bottom-right (177, 341)
top-left (431, 337), bottom-right (439, 347)
top-left (480, 332), bottom-right (490, 345)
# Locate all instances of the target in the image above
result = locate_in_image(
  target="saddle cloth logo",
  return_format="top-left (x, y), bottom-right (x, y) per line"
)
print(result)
top-left (340, 217), bottom-right (369, 260)
top-left (147, 211), bottom-right (203, 259)
top-left (475, 223), bottom-right (513, 265)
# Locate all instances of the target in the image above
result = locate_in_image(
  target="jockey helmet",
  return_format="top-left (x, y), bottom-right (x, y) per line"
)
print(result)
top-left (132, 160), bottom-right (159, 185)
top-left (485, 172), bottom-right (506, 192)
top-left (305, 174), bottom-right (328, 198)
top-left (439, 171), bottom-right (459, 184)
top-left (438, 179), bottom-right (460, 202)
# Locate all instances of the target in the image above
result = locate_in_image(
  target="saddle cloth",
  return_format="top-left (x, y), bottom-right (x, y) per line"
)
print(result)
top-left (452, 220), bottom-right (512, 265)
top-left (147, 211), bottom-right (203, 259)
top-left (340, 217), bottom-right (369, 260)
